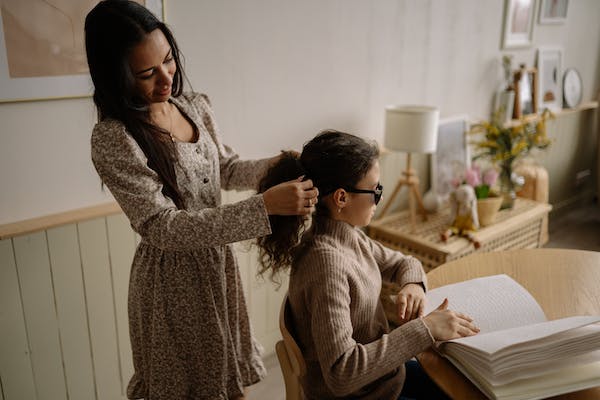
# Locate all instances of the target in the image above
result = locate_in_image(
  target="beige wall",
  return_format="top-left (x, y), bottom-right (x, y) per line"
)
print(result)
top-left (1, 0), bottom-right (599, 224)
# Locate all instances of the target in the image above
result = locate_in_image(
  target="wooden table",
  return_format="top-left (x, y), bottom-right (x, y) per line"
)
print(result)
top-left (368, 198), bottom-right (552, 271)
top-left (416, 248), bottom-right (600, 400)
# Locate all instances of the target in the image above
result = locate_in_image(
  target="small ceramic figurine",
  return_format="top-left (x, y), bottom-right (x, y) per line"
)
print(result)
top-left (441, 184), bottom-right (481, 248)
top-left (423, 189), bottom-right (441, 212)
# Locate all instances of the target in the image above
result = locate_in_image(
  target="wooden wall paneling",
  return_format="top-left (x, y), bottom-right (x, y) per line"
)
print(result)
top-left (77, 218), bottom-right (123, 400)
top-left (46, 225), bottom-right (96, 400)
top-left (12, 232), bottom-right (67, 400)
top-left (235, 240), bottom-right (252, 310)
top-left (249, 251), bottom-right (269, 345)
top-left (0, 239), bottom-right (37, 400)
top-left (263, 274), bottom-right (287, 354)
top-left (105, 214), bottom-right (136, 394)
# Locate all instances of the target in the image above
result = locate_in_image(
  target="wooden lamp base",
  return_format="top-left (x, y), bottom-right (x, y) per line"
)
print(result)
top-left (377, 153), bottom-right (428, 231)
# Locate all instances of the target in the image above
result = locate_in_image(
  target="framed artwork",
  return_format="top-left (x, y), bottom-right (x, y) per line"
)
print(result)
top-left (536, 47), bottom-right (563, 112)
top-left (0, 0), bottom-right (164, 103)
top-left (501, 0), bottom-right (536, 49)
top-left (430, 116), bottom-right (471, 202)
top-left (539, 0), bottom-right (569, 24)
top-left (512, 65), bottom-right (538, 118)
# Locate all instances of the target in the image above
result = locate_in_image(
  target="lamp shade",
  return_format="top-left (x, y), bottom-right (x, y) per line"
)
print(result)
top-left (384, 105), bottom-right (439, 154)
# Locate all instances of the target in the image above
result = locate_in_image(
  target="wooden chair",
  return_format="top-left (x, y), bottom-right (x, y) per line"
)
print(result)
top-left (276, 294), bottom-right (306, 400)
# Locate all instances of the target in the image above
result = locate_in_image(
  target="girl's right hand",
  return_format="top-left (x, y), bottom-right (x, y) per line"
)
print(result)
top-left (422, 298), bottom-right (480, 341)
top-left (263, 176), bottom-right (319, 216)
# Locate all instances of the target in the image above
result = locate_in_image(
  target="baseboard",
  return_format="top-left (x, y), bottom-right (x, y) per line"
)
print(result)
top-left (550, 189), bottom-right (596, 218)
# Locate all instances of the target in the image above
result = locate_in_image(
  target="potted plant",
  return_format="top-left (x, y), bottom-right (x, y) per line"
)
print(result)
top-left (460, 165), bottom-right (502, 227)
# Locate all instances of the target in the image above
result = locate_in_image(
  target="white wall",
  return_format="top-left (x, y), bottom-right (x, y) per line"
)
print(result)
top-left (1, 0), bottom-right (599, 224)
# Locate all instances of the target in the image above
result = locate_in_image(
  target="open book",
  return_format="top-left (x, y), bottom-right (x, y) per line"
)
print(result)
top-left (422, 274), bottom-right (600, 400)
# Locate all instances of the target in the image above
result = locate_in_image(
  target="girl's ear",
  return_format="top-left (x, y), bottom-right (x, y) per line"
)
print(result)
top-left (332, 188), bottom-right (347, 208)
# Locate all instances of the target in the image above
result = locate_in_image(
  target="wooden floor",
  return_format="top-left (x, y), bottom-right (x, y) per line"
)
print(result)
top-left (247, 202), bottom-right (600, 400)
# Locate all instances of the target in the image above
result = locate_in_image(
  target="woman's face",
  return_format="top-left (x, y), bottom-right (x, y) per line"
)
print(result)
top-left (128, 29), bottom-right (176, 104)
top-left (342, 160), bottom-right (381, 227)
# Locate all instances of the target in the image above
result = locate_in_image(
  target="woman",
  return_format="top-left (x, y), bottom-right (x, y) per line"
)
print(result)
top-left (84, 1), bottom-right (318, 399)
top-left (257, 130), bottom-right (479, 399)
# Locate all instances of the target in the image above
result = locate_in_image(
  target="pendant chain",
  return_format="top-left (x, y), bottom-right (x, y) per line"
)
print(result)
top-left (168, 103), bottom-right (175, 142)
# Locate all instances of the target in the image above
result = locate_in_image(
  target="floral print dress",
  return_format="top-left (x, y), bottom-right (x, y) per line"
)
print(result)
top-left (91, 92), bottom-right (271, 399)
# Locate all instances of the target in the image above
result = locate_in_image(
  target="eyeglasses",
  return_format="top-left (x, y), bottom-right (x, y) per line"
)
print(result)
top-left (344, 183), bottom-right (384, 205)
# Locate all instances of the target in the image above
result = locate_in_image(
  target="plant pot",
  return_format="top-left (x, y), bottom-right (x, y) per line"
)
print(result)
top-left (477, 196), bottom-right (503, 227)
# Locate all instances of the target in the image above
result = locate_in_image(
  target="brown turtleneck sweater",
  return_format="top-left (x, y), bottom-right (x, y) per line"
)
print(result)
top-left (288, 217), bottom-right (434, 399)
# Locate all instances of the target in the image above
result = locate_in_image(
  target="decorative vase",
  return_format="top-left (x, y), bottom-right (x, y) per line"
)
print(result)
top-left (494, 89), bottom-right (515, 124)
top-left (477, 196), bottom-right (503, 227)
top-left (423, 189), bottom-right (441, 212)
top-left (499, 161), bottom-right (516, 209)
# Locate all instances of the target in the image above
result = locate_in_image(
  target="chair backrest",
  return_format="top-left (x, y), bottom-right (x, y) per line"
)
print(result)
top-left (276, 294), bottom-right (306, 400)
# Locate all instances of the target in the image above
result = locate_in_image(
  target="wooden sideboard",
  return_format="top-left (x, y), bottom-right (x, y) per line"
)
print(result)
top-left (367, 198), bottom-right (552, 271)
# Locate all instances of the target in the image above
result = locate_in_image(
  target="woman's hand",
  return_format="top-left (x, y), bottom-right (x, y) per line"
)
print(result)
top-left (263, 176), bottom-right (319, 216)
top-left (396, 283), bottom-right (426, 324)
top-left (422, 298), bottom-right (480, 341)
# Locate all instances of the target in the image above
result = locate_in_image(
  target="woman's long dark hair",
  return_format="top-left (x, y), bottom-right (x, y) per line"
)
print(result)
top-left (85, 0), bottom-right (186, 208)
top-left (257, 130), bottom-right (379, 281)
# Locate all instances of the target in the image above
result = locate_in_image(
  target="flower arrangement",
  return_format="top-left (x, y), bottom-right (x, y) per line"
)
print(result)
top-left (469, 109), bottom-right (552, 165)
top-left (468, 109), bottom-right (553, 207)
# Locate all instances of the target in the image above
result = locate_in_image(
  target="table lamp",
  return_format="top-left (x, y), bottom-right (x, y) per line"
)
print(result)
top-left (379, 105), bottom-right (439, 231)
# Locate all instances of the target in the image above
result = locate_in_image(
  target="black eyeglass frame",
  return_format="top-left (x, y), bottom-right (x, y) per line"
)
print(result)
top-left (343, 183), bottom-right (384, 205)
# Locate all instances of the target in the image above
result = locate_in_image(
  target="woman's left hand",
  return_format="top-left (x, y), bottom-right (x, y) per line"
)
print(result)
top-left (396, 283), bottom-right (426, 324)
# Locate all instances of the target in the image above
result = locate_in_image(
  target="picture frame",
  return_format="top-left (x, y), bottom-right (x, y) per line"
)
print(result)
top-left (501, 0), bottom-right (536, 49)
top-left (536, 47), bottom-right (563, 112)
top-left (512, 65), bottom-right (538, 118)
top-left (539, 0), bottom-right (569, 24)
top-left (430, 116), bottom-right (471, 202)
top-left (0, 0), bottom-right (164, 103)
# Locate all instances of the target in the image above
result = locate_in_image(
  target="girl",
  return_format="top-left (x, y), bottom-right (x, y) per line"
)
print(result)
top-left (257, 130), bottom-right (479, 399)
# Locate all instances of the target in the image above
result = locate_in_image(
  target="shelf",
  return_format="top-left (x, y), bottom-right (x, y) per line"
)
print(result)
top-left (504, 101), bottom-right (598, 127)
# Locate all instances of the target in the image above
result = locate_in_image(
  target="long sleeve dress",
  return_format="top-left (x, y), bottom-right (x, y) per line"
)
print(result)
top-left (91, 92), bottom-right (271, 400)
top-left (288, 217), bottom-right (435, 400)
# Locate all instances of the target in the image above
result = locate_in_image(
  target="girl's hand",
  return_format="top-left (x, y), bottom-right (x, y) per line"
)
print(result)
top-left (263, 176), bottom-right (319, 216)
top-left (422, 298), bottom-right (480, 341)
top-left (397, 283), bottom-right (426, 324)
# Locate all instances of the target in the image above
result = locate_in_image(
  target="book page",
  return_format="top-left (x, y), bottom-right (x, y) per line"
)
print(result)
top-left (424, 274), bottom-right (546, 333)
top-left (451, 316), bottom-right (600, 355)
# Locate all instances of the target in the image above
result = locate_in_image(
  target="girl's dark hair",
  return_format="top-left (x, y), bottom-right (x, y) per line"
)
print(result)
top-left (257, 130), bottom-right (379, 281)
top-left (85, 0), bottom-right (186, 208)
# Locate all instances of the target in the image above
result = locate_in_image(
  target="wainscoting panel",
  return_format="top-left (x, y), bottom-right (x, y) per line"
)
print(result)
top-left (105, 214), bottom-right (137, 396)
top-left (78, 218), bottom-right (124, 400)
top-left (46, 224), bottom-right (96, 400)
top-left (12, 232), bottom-right (67, 400)
top-left (0, 239), bottom-right (37, 400)
top-left (0, 191), bottom-right (286, 400)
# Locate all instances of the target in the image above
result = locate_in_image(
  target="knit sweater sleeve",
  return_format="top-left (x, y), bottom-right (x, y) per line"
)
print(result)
top-left (362, 230), bottom-right (427, 289)
top-left (304, 252), bottom-right (434, 396)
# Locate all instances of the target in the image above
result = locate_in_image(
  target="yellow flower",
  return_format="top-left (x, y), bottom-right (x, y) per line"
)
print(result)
top-left (469, 110), bottom-right (550, 166)
top-left (511, 141), bottom-right (528, 156)
top-left (476, 141), bottom-right (500, 149)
